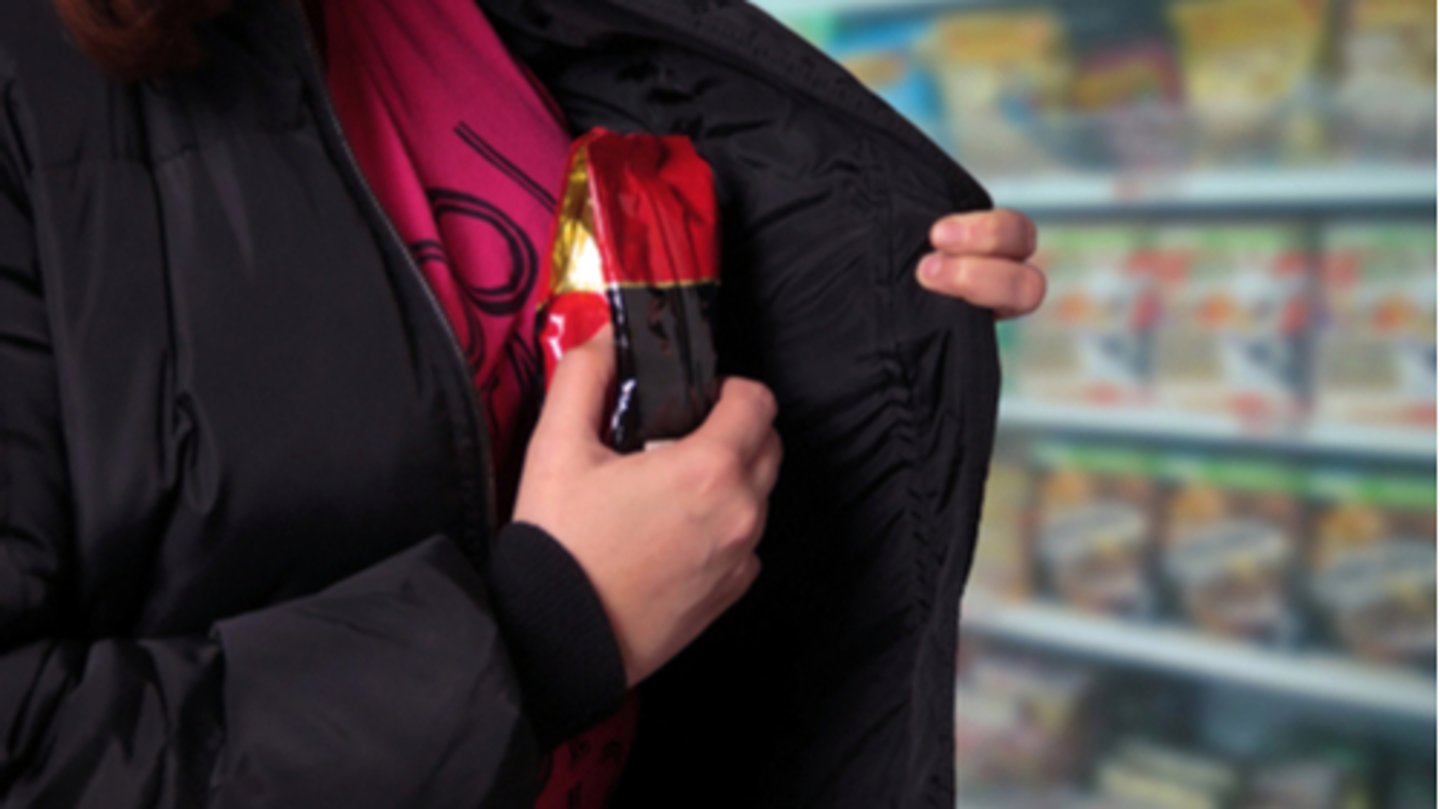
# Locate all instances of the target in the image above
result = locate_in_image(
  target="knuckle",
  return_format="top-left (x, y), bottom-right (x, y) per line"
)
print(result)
top-left (736, 556), bottom-right (762, 592)
top-left (729, 500), bottom-right (765, 543)
top-left (722, 585), bottom-right (746, 608)
top-left (723, 378), bottom-right (778, 423)
top-left (718, 579), bottom-right (748, 610)
top-left (1019, 212), bottom-right (1039, 254)
top-left (748, 383), bottom-right (779, 422)
top-left (1026, 266), bottom-right (1049, 307)
top-left (977, 214), bottom-right (1006, 252)
top-left (690, 443), bottom-right (743, 493)
top-left (932, 258), bottom-right (970, 296)
top-left (996, 210), bottom-right (1031, 253)
top-left (1013, 265), bottom-right (1046, 314)
top-left (949, 256), bottom-right (978, 287)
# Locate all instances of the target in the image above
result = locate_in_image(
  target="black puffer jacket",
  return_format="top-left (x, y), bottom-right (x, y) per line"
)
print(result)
top-left (0, 0), bottom-right (997, 805)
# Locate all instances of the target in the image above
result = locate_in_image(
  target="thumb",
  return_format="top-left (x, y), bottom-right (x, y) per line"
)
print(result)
top-left (533, 325), bottom-right (617, 453)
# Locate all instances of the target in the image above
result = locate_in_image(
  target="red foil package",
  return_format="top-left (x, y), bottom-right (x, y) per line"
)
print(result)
top-left (539, 127), bottom-right (722, 452)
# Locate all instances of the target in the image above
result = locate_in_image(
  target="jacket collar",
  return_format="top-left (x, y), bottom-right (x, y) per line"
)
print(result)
top-left (250, 0), bottom-right (979, 204)
top-left (486, 0), bottom-right (977, 196)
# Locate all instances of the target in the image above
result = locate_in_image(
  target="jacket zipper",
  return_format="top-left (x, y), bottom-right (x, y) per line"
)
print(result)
top-left (289, 4), bottom-right (500, 546)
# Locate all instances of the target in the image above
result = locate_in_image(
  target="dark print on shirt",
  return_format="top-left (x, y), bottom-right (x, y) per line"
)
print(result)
top-left (410, 236), bottom-right (491, 370)
top-left (407, 123), bottom-right (555, 486)
top-left (456, 121), bottom-right (558, 210)
top-left (426, 188), bottom-right (538, 315)
top-left (406, 124), bottom-right (548, 377)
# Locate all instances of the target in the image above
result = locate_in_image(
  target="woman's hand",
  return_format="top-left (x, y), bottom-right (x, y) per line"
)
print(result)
top-left (914, 209), bottom-right (1047, 319)
top-left (513, 329), bottom-right (782, 687)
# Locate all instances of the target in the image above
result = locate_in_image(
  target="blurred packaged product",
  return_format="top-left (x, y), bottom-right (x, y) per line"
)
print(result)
top-left (1332, 0), bottom-right (1437, 163)
top-left (777, 11), bottom-right (839, 50)
top-left (968, 456), bottom-right (1035, 602)
top-left (1031, 442), bottom-right (1159, 617)
top-left (1315, 221), bottom-right (1437, 431)
top-left (1095, 737), bottom-right (1242, 809)
top-left (1015, 225), bottom-right (1154, 406)
top-left (1070, 38), bottom-right (1187, 172)
top-left (919, 8), bottom-right (1076, 176)
top-left (955, 664), bottom-right (1203, 807)
top-left (1159, 455), bottom-right (1302, 644)
top-left (1306, 467), bottom-right (1436, 669)
top-left (955, 646), bottom-right (1099, 793)
top-left (1242, 733), bottom-right (1377, 809)
top-left (1062, 1), bottom-right (1189, 174)
top-left (1168, 0), bottom-right (1328, 167)
top-left (955, 642), bottom-right (1423, 807)
top-left (829, 18), bottom-right (947, 147)
top-left (1150, 224), bottom-right (1307, 425)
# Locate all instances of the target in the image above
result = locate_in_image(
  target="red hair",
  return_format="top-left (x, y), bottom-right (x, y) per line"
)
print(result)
top-left (53, 0), bottom-right (234, 81)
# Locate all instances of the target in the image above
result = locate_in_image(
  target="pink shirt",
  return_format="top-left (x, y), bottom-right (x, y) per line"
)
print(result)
top-left (324, 1), bottom-right (635, 805)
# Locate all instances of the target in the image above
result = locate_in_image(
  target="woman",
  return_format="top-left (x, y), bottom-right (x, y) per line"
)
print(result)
top-left (0, 0), bottom-right (1044, 806)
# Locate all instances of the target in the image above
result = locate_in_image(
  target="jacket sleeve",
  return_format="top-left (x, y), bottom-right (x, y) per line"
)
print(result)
top-left (0, 82), bottom-right (624, 809)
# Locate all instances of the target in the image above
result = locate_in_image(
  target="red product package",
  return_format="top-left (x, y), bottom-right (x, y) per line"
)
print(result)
top-left (538, 127), bottom-right (722, 452)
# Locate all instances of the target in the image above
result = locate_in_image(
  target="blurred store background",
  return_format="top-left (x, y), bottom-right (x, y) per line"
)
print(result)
top-left (756, 0), bottom-right (1436, 806)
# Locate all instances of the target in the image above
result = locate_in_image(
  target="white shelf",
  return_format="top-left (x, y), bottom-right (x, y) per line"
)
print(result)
top-left (997, 399), bottom-right (1436, 462)
top-left (985, 166), bottom-right (1435, 213)
top-left (955, 794), bottom-right (1055, 809)
top-left (1306, 420), bottom-right (1440, 459)
top-left (755, 0), bottom-right (977, 16)
top-left (962, 601), bottom-right (1437, 720)
top-left (956, 790), bottom-right (1100, 809)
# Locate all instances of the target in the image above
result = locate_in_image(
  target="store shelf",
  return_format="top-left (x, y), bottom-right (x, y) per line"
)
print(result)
top-left (755, 0), bottom-right (978, 16)
top-left (956, 792), bottom-right (1066, 809)
top-left (997, 399), bottom-right (1436, 462)
top-left (957, 790), bottom-right (1102, 809)
top-left (1306, 421), bottom-right (1440, 459)
top-left (985, 166), bottom-right (1436, 214)
top-left (962, 600), bottom-right (1437, 720)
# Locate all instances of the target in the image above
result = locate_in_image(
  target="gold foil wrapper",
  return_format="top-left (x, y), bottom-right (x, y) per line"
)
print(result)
top-left (550, 147), bottom-right (607, 297)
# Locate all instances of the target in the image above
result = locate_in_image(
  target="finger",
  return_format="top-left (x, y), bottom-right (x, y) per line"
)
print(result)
top-left (916, 254), bottom-right (1047, 318)
top-left (720, 553), bottom-right (762, 605)
top-left (929, 209), bottom-right (1037, 261)
top-left (690, 377), bottom-right (778, 462)
top-left (749, 428), bottom-right (783, 495)
top-left (533, 326), bottom-right (617, 451)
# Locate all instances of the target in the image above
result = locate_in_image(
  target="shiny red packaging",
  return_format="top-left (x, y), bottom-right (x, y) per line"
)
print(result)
top-left (538, 127), bottom-right (721, 452)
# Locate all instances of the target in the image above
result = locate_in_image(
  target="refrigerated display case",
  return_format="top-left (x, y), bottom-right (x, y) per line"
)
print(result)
top-left (758, 0), bottom-right (1436, 805)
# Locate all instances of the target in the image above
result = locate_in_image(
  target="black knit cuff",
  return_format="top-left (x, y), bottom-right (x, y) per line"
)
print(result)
top-left (485, 521), bottom-right (628, 748)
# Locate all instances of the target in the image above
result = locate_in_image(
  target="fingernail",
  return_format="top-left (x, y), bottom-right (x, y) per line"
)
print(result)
top-left (919, 254), bottom-right (942, 280)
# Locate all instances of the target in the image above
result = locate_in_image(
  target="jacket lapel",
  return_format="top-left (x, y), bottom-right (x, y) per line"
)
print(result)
top-left (474, 3), bottom-right (998, 807)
